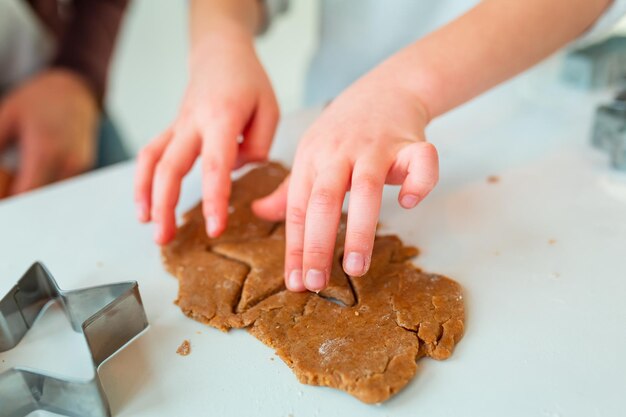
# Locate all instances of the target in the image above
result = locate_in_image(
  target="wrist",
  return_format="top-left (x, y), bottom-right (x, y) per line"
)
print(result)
top-left (42, 68), bottom-right (98, 105)
top-left (189, 19), bottom-right (256, 67)
top-left (367, 56), bottom-right (434, 128)
top-left (190, 0), bottom-right (261, 44)
top-left (46, 65), bottom-right (101, 108)
top-left (384, 51), bottom-right (443, 125)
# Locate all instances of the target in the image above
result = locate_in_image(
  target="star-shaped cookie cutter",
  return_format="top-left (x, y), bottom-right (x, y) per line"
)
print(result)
top-left (0, 262), bottom-right (149, 417)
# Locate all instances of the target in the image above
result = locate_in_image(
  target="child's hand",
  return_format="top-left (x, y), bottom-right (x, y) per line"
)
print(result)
top-left (252, 64), bottom-right (438, 293)
top-left (135, 26), bottom-right (279, 244)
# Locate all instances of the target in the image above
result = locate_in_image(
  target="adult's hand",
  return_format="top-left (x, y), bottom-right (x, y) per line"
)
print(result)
top-left (0, 69), bottom-right (99, 194)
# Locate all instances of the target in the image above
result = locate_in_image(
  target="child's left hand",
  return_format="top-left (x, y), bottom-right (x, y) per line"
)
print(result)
top-left (252, 63), bottom-right (439, 293)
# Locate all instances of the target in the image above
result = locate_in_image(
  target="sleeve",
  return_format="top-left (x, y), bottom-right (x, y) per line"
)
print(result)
top-left (52, 0), bottom-right (129, 105)
top-left (258, 0), bottom-right (289, 34)
top-left (576, 0), bottom-right (626, 46)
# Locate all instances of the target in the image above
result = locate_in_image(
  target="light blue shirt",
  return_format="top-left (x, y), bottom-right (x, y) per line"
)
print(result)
top-left (265, 0), bottom-right (626, 106)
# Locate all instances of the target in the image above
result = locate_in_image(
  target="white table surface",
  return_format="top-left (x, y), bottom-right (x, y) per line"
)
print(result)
top-left (1, 67), bottom-right (626, 417)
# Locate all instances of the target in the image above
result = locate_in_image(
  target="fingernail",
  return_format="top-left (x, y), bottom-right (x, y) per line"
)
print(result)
top-left (344, 252), bottom-right (365, 276)
top-left (154, 228), bottom-right (163, 243)
top-left (305, 269), bottom-right (326, 292)
top-left (401, 194), bottom-right (420, 209)
top-left (287, 270), bottom-right (303, 291)
top-left (207, 216), bottom-right (219, 238)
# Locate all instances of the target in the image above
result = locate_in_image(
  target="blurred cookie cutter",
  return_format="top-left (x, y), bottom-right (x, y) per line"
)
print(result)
top-left (592, 90), bottom-right (626, 170)
top-left (0, 262), bottom-right (149, 417)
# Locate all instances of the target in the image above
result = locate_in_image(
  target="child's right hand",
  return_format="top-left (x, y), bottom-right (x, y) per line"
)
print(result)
top-left (135, 25), bottom-right (279, 244)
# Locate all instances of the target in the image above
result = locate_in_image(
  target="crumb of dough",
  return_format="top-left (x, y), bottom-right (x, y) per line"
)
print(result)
top-left (176, 340), bottom-right (191, 356)
top-left (486, 175), bottom-right (500, 184)
top-left (548, 239), bottom-right (557, 245)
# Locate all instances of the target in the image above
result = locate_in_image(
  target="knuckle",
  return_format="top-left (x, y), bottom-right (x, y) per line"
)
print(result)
top-left (201, 203), bottom-right (220, 219)
top-left (421, 172), bottom-right (439, 189)
top-left (347, 228), bottom-right (373, 246)
top-left (202, 157), bottom-right (224, 175)
top-left (137, 147), bottom-right (153, 165)
top-left (153, 197), bottom-right (176, 214)
top-left (287, 205), bottom-right (307, 226)
top-left (138, 142), bottom-right (161, 164)
top-left (150, 204), bottom-right (164, 219)
top-left (309, 188), bottom-right (339, 211)
top-left (305, 241), bottom-right (333, 259)
top-left (422, 141), bottom-right (439, 158)
top-left (202, 184), bottom-right (231, 203)
top-left (287, 247), bottom-right (304, 259)
top-left (202, 99), bottom-right (244, 122)
top-left (155, 159), bottom-right (183, 179)
top-left (201, 197), bottom-right (216, 211)
top-left (325, 135), bottom-right (342, 150)
top-left (412, 177), bottom-right (437, 194)
top-left (202, 187), bottom-right (229, 205)
top-left (351, 174), bottom-right (382, 194)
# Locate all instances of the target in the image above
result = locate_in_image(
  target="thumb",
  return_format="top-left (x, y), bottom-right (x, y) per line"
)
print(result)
top-left (252, 175), bottom-right (289, 221)
top-left (10, 126), bottom-right (57, 195)
top-left (237, 97), bottom-right (280, 166)
top-left (393, 141), bottom-right (439, 209)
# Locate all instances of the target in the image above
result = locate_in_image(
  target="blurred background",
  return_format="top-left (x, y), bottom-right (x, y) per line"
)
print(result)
top-left (107, 0), bottom-right (318, 154)
top-left (90, 0), bottom-right (626, 163)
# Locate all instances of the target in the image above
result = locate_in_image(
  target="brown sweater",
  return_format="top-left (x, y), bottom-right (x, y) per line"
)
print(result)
top-left (25, 0), bottom-right (129, 104)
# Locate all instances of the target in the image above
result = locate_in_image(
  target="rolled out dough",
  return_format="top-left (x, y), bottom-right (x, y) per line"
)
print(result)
top-left (162, 162), bottom-right (465, 403)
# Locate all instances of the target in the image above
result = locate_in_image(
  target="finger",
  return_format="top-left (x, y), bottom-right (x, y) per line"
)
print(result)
top-left (56, 135), bottom-right (98, 181)
top-left (151, 129), bottom-right (201, 244)
top-left (284, 166), bottom-right (313, 292)
top-left (237, 96), bottom-right (279, 166)
top-left (343, 157), bottom-right (388, 276)
top-left (251, 175), bottom-right (289, 221)
top-left (199, 118), bottom-right (241, 238)
top-left (135, 129), bottom-right (172, 222)
top-left (302, 162), bottom-right (350, 292)
top-left (11, 126), bottom-right (57, 194)
top-left (395, 142), bottom-right (439, 208)
top-left (0, 102), bottom-right (16, 152)
top-left (56, 150), bottom-right (94, 181)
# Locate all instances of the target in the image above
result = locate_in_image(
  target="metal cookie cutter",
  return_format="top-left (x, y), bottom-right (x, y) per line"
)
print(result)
top-left (591, 90), bottom-right (626, 171)
top-left (0, 263), bottom-right (149, 417)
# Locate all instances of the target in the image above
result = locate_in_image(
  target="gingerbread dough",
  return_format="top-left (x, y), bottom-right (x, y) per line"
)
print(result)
top-left (163, 163), bottom-right (465, 403)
